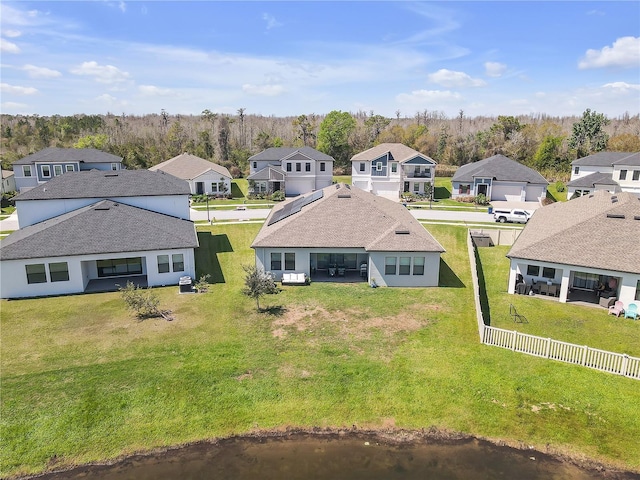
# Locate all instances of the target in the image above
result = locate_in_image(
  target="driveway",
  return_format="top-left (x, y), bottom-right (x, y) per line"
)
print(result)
top-left (0, 211), bottom-right (19, 232)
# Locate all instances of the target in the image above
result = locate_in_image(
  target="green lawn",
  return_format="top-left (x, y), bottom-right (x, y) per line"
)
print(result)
top-left (1, 224), bottom-right (639, 477)
top-left (547, 181), bottom-right (568, 202)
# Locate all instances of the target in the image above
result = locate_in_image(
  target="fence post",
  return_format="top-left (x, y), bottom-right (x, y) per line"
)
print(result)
top-left (581, 345), bottom-right (588, 366)
top-left (512, 330), bottom-right (517, 351)
top-left (545, 338), bottom-right (551, 358)
top-left (621, 354), bottom-right (629, 377)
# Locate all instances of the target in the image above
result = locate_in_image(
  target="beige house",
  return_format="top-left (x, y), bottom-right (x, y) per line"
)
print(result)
top-left (507, 191), bottom-right (640, 307)
top-left (251, 183), bottom-right (444, 287)
top-left (150, 153), bottom-right (232, 196)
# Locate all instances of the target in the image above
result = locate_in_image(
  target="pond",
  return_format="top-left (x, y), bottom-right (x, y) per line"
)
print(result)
top-left (32, 432), bottom-right (637, 480)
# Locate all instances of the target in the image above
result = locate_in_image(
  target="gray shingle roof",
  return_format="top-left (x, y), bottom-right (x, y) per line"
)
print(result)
top-left (13, 169), bottom-right (190, 201)
top-left (251, 184), bottom-right (445, 253)
top-left (507, 191), bottom-right (640, 274)
top-left (451, 154), bottom-right (548, 184)
top-left (0, 200), bottom-right (198, 261)
top-left (351, 143), bottom-right (436, 165)
top-left (566, 172), bottom-right (618, 188)
top-left (247, 165), bottom-right (285, 181)
top-left (572, 151), bottom-right (640, 167)
top-left (13, 147), bottom-right (123, 165)
top-left (248, 147), bottom-right (334, 162)
top-left (149, 153), bottom-right (232, 179)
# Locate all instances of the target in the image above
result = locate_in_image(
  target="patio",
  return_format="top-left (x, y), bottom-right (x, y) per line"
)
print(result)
top-left (85, 275), bottom-right (148, 294)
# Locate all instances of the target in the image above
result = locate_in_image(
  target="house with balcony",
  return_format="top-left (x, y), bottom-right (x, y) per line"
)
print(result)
top-left (247, 147), bottom-right (334, 197)
top-left (1, 169), bottom-right (198, 299)
top-left (451, 154), bottom-right (548, 202)
top-left (13, 147), bottom-right (124, 193)
top-left (149, 152), bottom-right (232, 196)
top-left (351, 143), bottom-right (436, 200)
top-left (567, 151), bottom-right (640, 198)
top-left (251, 183), bottom-right (444, 287)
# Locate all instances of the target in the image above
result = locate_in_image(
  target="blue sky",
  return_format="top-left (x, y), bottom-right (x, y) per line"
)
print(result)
top-left (1, 1), bottom-right (639, 118)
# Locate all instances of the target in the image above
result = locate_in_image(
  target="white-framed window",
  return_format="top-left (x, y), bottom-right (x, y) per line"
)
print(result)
top-left (49, 262), bottom-right (69, 282)
top-left (41, 165), bottom-right (51, 178)
top-left (296, 163), bottom-right (301, 172)
top-left (413, 257), bottom-right (425, 275)
top-left (111, 163), bottom-right (119, 171)
top-left (157, 255), bottom-right (170, 273)
top-left (376, 162), bottom-right (383, 171)
top-left (23, 165), bottom-right (32, 177)
top-left (271, 252), bottom-right (282, 270)
top-left (211, 183), bottom-right (218, 193)
top-left (633, 170), bottom-right (640, 181)
top-left (320, 162), bottom-right (326, 172)
top-left (305, 163), bottom-right (311, 172)
top-left (399, 257), bottom-right (411, 275)
top-left (284, 252), bottom-right (295, 270)
top-left (542, 267), bottom-right (555, 279)
top-left (359, 163), bottom-right (365, 172)
top-left (574, 166), bottom-right (579, 175)
top-left (53, 165), bottom-right (63, 176)
top-left (253, 161), bottom-right (257, 169)
top-left (385, 256), bottom-right (397, 275)
top-left (526, 265), bottom-right (540, 276)
top-left (620, 169), bottom-right (627, 181)
top-left (65, 164), bottom-right (74, 172)
top-left (459, 184), bottom-right (470, 194)
top-left (391, 163), bottom-right (397, 173)
top-left (172, 254), bottom-right (184, 272)
top-left (286, 163), bottom-right (292, 172)
top-left (26, 264), bottom-right (47, 284)
top-left (414, 183), bottom-right (420, 192)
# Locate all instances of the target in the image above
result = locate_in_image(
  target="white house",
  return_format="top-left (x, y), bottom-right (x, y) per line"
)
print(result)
top-left (1, 170), bottom-right (15, 195)
top-left (149, 152), bottom-right (232, 196)
top-left (247, 147), bottom-right (334, 197)
top-left (506, 191), bottom-right (640, 308)
top-left (567, 152), bottom-right (640, 198)
top-left (351, 143), bottom-right (437, 200)
top-left (1, 169), bottom-right (198, 299)
top-left (451, 154), bottom-right (548, 202)
top-left (12, 148), bottom-right (123, 193)
top-left (251, 183), bottom-right (444, 287)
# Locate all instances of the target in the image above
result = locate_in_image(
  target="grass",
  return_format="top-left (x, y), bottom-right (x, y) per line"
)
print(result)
top-left (547, 182), bottom-right (568, 203)
top-left (1, 224), bottom-right (639, 477)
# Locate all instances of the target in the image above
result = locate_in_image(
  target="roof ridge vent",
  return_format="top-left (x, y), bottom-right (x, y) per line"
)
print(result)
top-left (395, 229), bottom-right (410, 235)
top-left (634, 215), bottom-right (640, 221)
top-left (337, 193), bottom-right (351, 198)
top-left (606, 213), bottom-right (625, 219)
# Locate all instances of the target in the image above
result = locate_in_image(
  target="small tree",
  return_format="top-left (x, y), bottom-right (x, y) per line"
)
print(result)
top-left (119, 281), bottom-right (160, 318)
top-left (194, 274), bottom-right (211, 293)
top-left (242, 264), bottom-right (279, 310)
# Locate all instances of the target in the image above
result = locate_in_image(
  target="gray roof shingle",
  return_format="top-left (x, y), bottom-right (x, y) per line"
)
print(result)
top-left (14, 169), bottom-right (190, 201)
top-left (566, 172), bottom-right (618, 188)
top-left (251, 184), bottom-right (445, 253)
top-left (13, 147), bottom-right (122, 165)
top-left (0, 200), bottom-right (199, 260)
top-left (248, 147), bottom-right (334, 162)
top-left (149, 153), bottom-right (232, 179)
top-left (351, 143), bottom-right (436, 164)
top-left (507, 191), bottom-right (640, 274)
top-left (572, 152), bottom-right (640, 167)
top-left (247, 165), bottom-right (285, 181)
top-left (451, 154), bottom-right (548, 184)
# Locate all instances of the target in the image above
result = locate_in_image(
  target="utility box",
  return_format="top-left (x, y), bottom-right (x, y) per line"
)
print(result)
top-left (179, 276), bottom-right (193, 294)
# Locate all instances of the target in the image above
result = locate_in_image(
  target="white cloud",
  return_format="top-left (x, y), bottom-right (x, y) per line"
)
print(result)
top-left (0, 38), bottom-right (20, 53)
top-left (262, 13), bottom-right (282, 30)
top-left (602, 82), bottom-right (640, 93)
top-left (70, 61), bottom-right (130, 83)
top-left (3, 29), bottom-right (22, 38)
top-left (96, 93), bottom-right (117, 103)
top-left (1, 83), bottom-right (38, 95)
top-left (396, 89), bottom-right (462, 104)
top-left (1, 101), bottom-right (28, 110)
top-left (586, 9), bottom-right (605, 16)
top-left (579, 36), bottom-right (640, 69)
top-left (485, 61), bottom-right (507, 77)
top-left (138, 85), bottom-right (173, 96)
top-left (23, 64), bottom-right (62, 78)
top-left (427, 69), bottom-right (485, 88)
top-left (242, 83), bottom-right (285, 96)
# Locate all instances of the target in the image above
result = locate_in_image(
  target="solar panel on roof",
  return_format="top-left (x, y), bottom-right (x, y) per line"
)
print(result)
top-left (267, 190), bottom-right (324, 226)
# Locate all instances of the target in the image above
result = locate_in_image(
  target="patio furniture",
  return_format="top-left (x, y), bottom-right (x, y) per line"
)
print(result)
top-left (328, 265), bottom-right (337, 277)
top-left (548, 284), bottom-right (558, 297)
top-left (282, 273), bottom-right (309, 286)
top-left (360, 263), bottom-right (368, 278)
top-left (599, 296), bottom-right (616, 308)
top-left (624, 303), bottom-right (638, 320)
top-left (510, 304), bottom-right (528, 323)
top-left (337, 266), bottom-right (346, 277)
top-left (608, 301), bottom-right (625, 317)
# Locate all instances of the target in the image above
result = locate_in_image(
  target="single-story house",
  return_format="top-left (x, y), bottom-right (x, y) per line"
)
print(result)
top-left (451, 154), bottom-right (548, 202)
top-left (0, 200), bottom-right (198, 299)
top-left (506, 191), bottom-right (640, 307)
top-left (149, 152), bottom-right (232, 196)
top-left (251, 183), bottom-right (445, 287)
top-left (12, 147), bottom-right (123, 193)
top-left (568, 151), bottom-right (640, 198)
top-left (1, 170), bottom-right (16, 195)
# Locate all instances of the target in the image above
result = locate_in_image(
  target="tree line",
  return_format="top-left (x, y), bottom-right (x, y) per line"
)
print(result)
top-left (1, 109), bottom-right (639, 181)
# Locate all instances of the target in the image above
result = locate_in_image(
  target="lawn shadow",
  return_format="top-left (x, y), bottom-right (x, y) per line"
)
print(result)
top-left (231, 183), bottom-right (245, 199)
top-left (434, 186), bottom-right (451, 200)
top-left (473, 248), bottom-right (491, 325)
top-left (195, 232), bottom-right (233, 283)
top-left (260, 305), bottom-right (286, 316)
top-left (438, 259), bottom-right (465, 288)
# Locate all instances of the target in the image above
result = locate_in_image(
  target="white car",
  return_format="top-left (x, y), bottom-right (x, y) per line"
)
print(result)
top-left (493, 209), bottom-right (531, 224)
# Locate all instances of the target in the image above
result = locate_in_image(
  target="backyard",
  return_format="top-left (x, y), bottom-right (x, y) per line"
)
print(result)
top-left (1, 224), bottom-right (639, 478)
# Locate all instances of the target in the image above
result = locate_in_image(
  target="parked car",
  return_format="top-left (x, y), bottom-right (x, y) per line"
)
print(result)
top-left (493, 209), bottom-right (531, 224)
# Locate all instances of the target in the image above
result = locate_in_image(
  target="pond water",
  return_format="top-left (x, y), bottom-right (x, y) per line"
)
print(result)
top-left (34, 433), bottom-right (637, 480)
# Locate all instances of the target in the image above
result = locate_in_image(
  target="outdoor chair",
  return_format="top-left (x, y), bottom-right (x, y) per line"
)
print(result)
top-left (624, 303), bottom-right (638, 320)
top-left (608, 301), bottom-right (625, 317)
top-left (509, 304), bottom-right (528, 323)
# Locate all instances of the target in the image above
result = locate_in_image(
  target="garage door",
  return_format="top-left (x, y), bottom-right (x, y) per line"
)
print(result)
top-left (525, 185), bottom-right (545, 201)
top-left (285, 178), bottom-right (315, 196)
top-left (491, 183), bottom-right (523, 201)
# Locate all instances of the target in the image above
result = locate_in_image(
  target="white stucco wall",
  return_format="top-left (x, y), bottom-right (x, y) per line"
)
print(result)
top-left (190, 171), bottom-right (232, 196)
top-left (368, 251), bottom-right (440, 287)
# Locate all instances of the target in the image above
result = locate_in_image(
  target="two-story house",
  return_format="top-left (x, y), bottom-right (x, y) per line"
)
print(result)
top-left (0, 169), bottom-right (198, 299)
top-left (13, 147), bottom-right (123, 193)
top-left (247, 147), bottom-right (334, 197)
top-left (351, 143), bottom-right (437, 200)
top-left (567, 152), bottom-right (640, 198)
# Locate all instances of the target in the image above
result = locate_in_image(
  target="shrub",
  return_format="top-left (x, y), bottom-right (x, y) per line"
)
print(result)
top-left (555, 181), bottom-right (565, 192)
top-left (119, 281), bottom-right (161, 318)
top-left (455, 195), bottom-right (476, 204)
top-left (271, 190), bottom-right (285, 201)
top-left (474, 194), bottom-right (489, 206)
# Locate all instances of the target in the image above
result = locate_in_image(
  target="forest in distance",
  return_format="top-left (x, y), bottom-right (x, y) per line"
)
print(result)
top-left (1, 108), bottom-right (639, 182)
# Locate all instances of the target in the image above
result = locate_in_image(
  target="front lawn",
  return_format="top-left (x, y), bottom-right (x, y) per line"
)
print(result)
top-left (1, 224), bottom-right (639, 477)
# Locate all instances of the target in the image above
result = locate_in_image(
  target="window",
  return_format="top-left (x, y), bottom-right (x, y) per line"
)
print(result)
top-left (399, 257), bottom-right (411, 275)
top-left (296, 163), bottom-right (301, 172)
top-left (305, 162), bottom-right (311, 172)
top-left (65, 164), bottom-right (74, 172)
top-left (459, 184), bottom-right (470, 194)
top-left (391, 163), bottom-right (397, 173)
top-left (172, 254), bottom-right (184, 272)
top-left (359, 162), bottom-right (365, 172)
top-left (413, 257), bottom-right (425, 275)
top-left (111, 163), bottom-right (119, 171)
top-left (49, 262), bottom-right (69, 282)
top-left (23, 165), bottom-right (32, 177)
top-left (253, 161), bottom-right (257, 169)
top-left (271, 253), bottom-right (282, 270)
top-left (633, 170), bottom-right (640, 181)
top-left (376, 162), bottom-right (383, 171)
top-left (97, 258), bottom-right (142, 277)
top-left (572, 271), bottom-right (599, 290)
top-left (284, 252), bottom-right (295, 270)
top-left (542, 267), bottom-right (555, 279)
top-left (414, 183), bottom-right (420, 192)
top-left (526, 265), bottom-right (540, 276)
top-left (320, 162), bottom-right (326, 172)
top-left (574, 166), bottom-right (579, 175)
top-left (286, 163), bottom-right (292, 172)
top-left (53, 165), bottom-right (63, 176)
top-left (385, 256), bottom-right (397, 275)
top-left (26, 264), bottom-right (47, 284)
top-left (41, 165), bottom-right (51, 178)
top-left (211, 183), bottom-right (218, 193)
top-left (157, 255), bottom-right (170, 273)
top-left (620, 169), bottom-right (627, 180)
